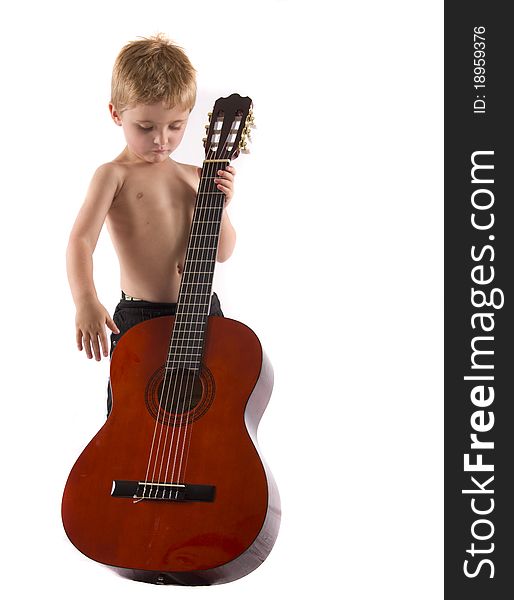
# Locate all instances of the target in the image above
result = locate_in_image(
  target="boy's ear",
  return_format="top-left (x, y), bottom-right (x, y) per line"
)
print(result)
top-left (108, 102), bottom-right (123, 126)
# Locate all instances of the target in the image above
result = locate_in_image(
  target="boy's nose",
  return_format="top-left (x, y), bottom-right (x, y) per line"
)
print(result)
top-left (153, 131), bottom-right (168, 146)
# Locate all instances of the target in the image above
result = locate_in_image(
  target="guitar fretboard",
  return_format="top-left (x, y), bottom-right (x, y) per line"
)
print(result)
top-left (166, 161), bottom-right (227, 371)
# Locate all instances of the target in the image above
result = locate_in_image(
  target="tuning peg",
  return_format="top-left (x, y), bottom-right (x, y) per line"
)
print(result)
top-left (239, 139), bottom-right (250, 154)
top-left (204, 124), bottom-right (209, 132)
top-left (246, 112), bottom-right (256, 128)
top-left (207, 111), bottom-right (212, 118)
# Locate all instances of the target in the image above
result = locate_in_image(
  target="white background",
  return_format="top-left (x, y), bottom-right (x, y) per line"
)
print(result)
top-left (0, 1), bottom-right (443, 597)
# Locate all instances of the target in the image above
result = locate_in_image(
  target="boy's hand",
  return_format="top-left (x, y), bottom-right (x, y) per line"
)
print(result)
top-left (75, 300), bottom-right (120, 361)
top-left (198, 165), bottom-right (236, 205)
top-left (214, 165), bottom-right (236, 204)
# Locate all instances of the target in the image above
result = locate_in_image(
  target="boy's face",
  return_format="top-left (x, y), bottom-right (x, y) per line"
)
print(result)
top-left (109, 101), bottom-right (190, 163)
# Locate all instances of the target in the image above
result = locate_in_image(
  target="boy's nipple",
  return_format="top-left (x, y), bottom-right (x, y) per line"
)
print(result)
top-left (136, 192), bottom-right (144, 199)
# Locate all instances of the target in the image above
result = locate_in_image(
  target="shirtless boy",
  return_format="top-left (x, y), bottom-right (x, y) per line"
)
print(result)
top-left (66, 34), bottom-right (236, 385)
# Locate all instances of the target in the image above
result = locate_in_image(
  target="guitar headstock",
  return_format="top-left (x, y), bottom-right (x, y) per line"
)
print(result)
top-left (203, 93), bottom-right (254, 161)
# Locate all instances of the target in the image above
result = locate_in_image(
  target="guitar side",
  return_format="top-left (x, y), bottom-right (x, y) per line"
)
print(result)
top-left (61, 316), bottom-right (281, 585)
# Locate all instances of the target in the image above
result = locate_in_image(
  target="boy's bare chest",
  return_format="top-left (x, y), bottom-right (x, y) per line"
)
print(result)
top-left (108, 169), bottom-right (198, 233)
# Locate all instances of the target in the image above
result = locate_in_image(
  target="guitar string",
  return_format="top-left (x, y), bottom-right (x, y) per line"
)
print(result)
top-left (168, 140), bottom-right (227, 488)
top-left (164, 152), bottom-right (218, 494)
top-left (148, 311), bottom-right (186, 497)
top-left (155, 146), bottom-right (218, 497)
top-left (168, 124), bottom-right (233, 489)
top-left (177, 201), bottom-right (221, 485)
top-left (174, 113), bottom-right (245, 488)
top-left (160, 138), bottom-right (222, 494)
top-left (140, 145), bottom-right (216, 499)
top-left (173, 172), bottom-right (221, 486)
top-left (162, 152), bottom-right (215, 493)
top-left (172, 128), bottom-right (234, 487)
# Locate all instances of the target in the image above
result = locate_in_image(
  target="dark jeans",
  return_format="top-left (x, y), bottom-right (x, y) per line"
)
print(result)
top-left (106, 292), bottom-right (224, 416)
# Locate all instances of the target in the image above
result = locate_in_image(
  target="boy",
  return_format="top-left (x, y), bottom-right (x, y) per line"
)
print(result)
top-left (66, 34), bottom-right (236, 414)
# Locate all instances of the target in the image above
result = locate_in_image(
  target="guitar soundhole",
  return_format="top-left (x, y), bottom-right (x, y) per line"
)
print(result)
top-left (145, 365), bottom-right (215, 425)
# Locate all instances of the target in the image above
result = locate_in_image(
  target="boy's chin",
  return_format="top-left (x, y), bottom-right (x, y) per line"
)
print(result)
top-left (145, 151), bottom-right (170, 163)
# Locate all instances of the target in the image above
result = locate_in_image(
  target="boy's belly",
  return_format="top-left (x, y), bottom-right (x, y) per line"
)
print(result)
top-left (117, 248), bottom-right (187, 303)
top-left (107, 204), bottom-right (194, 303)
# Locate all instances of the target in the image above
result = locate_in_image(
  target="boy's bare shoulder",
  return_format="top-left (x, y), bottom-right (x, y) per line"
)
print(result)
top-left (92, 160), bottom-right (129, 199)
top-left (173, 160), bottom-right (200, 179)
top-left (93, 160), bottom-right (125, 176)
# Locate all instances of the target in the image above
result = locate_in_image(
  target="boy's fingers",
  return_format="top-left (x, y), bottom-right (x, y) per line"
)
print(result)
top-left (76, 330), bottom-right (83, 351)
top-left (107, 317), bottom-right (120, 334)
top-left (216, 183), bottom-right (231, 195)
top-left (100, 330), bottom-right (109, 357)
top-left (91, 336), bottom-right (101, 361)
top-left (217, 170), bottom-right (234, 180)
top-left (83, 335), bottom-right (93, 359)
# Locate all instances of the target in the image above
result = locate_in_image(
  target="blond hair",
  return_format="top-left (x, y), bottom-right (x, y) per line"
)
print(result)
top-left (110, 33), bottom-right (196, 113)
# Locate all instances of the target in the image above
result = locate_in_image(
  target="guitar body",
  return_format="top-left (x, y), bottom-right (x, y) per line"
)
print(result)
top-left (62, 315), bottom-right (280, 585)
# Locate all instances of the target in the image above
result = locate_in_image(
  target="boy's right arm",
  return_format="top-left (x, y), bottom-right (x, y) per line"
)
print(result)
top-left (66, 163), bottom-right (121, 361)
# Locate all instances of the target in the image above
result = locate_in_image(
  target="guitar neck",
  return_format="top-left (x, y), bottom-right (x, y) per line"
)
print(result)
top-left (167, 160), bottom-right (227, 371)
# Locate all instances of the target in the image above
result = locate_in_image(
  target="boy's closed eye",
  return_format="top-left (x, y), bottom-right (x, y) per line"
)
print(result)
top-left (137, 124), bottom-right (184, 132)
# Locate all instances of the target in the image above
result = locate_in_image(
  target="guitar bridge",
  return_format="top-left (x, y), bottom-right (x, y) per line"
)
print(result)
top-left (111, 480), bottom-right (215, 503)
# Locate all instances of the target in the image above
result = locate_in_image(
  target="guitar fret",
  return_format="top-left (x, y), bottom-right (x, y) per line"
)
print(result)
top-left (177, 307), bottom-right (210, 310)
top-left (186, 257), bottom-right (216, 260)
top-left (174, 319), bottom-right (206, 324)
top-left (169, 344), bottom-right (204, 349)
top-left (166, 351), bottom-right (202, 363)
top-left (167, 356), bottom-right (202, 362)
top-left (182, 268), bottom-right (215, 273)
top-left (164, 361), bottom-right (201, 369)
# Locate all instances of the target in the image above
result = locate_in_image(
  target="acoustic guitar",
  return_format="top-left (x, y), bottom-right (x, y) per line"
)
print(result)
top-left (62, 94), bottom-right (280, 585)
